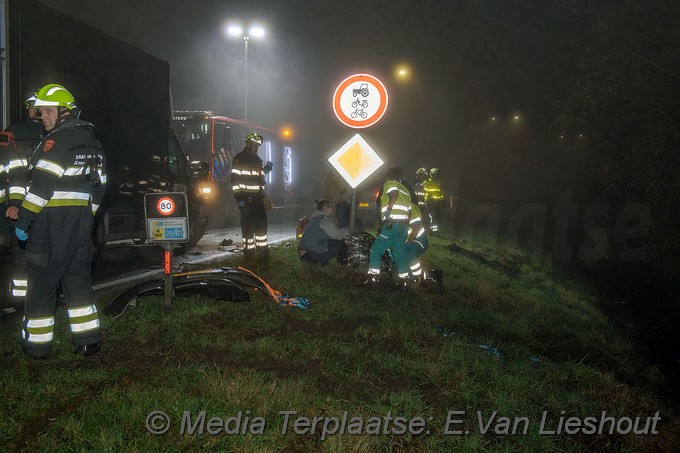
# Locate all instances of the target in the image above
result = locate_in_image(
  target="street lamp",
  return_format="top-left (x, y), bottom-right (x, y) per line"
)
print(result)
top-left (225, 23), bottom-right (265, 123)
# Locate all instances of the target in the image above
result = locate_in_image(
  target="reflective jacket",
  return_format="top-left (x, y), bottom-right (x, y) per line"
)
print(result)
top-left (379, 179), bottom-right (411, 222)
top-left (410, 179), bottom-right (427, 206)
top-left (231, 148), bottom-right (265, 201)
top-left (423, 177), bottom-right (444, 201)
top-left (16, 118), bottom-right (106, 231)
top-left (0, 119), bottom-right (42, 206)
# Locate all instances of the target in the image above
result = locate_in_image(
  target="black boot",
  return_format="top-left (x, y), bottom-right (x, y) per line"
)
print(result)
top-left (243, 248), bottom-right (257, 271)
top-left (257, 248), bottom-right (270, 276)
top-left (394, 277), bottom-right (409, 292)
top-left (362, 275), bottom-right (380, 290)
top-left (75, 342), bottom-right (101, 357)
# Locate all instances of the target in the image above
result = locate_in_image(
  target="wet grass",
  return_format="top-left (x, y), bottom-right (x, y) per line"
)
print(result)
top-left (0, 228), bottom-right (678, 451)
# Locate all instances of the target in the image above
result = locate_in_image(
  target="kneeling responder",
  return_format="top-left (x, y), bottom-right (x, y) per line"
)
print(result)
top-left (365, 165), bottom-right (412, 291)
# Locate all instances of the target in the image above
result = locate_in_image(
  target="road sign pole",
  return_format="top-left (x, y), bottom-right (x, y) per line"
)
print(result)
top-left (350, 189), bottom-right (357, 231)
top-left (164, 242), bottom-right (174, 308)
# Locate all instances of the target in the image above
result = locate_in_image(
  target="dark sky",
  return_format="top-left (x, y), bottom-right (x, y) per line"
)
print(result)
top-left (40, 0), bottom-right (577, 200)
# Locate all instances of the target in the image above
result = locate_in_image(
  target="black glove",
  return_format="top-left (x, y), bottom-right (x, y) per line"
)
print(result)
top-left (263, 161), bottom-right (273, 175)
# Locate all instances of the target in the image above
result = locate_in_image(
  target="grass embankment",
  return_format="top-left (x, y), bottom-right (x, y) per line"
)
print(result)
top-left (1, 230), bottom-right (678, 451)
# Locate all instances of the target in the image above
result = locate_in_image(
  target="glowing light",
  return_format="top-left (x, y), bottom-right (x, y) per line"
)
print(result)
top-left (226, 25), bottom-right (242, 37)
top-left (394, 64), bottom-right (412, 81)
top-left (249, 26), bottom-right (265, 38)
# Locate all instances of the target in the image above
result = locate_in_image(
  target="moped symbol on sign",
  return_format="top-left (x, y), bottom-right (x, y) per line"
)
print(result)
top-left (333, 73), bottom-right (389, 129)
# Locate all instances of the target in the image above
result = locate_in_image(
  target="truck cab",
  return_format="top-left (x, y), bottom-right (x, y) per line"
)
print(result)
top-left (1, 0), bottom-right (209, 261)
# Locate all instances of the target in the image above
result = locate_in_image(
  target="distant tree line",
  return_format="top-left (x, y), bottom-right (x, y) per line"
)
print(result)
top-left (555, 0), bottom-right (680, 289)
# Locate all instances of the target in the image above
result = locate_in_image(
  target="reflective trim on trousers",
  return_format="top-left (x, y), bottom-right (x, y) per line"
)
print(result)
top-left (68, 304), bottom-right (101, 333)
top-left (11, 278), bottom-right (28, 297)
top-left (22, 315), bottom-right (55, 344)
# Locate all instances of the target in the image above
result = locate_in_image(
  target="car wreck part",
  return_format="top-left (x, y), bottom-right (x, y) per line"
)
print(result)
top-left (102, 266), bottom-right (309, 318)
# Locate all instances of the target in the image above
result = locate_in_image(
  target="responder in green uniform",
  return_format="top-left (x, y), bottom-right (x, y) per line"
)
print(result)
top-left (366, 165), bottom-right (412, 291)
top-left (15, 84), bottom-right (106, 358)
top-left (231, 133), bottom-right (273, 273)
top-left (423, 167), bottom-right (445, 234)
top-left (0, 90), bottom-right (43, 307)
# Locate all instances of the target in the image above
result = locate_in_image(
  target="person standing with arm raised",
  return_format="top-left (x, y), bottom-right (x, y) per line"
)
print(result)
top-left (231, 133), bottom-right (273, 274)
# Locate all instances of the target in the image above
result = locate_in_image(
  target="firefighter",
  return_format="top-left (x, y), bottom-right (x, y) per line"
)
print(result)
top-left (231, 132), bottom-right (273, 273)
top-left (14, 83), bottom-right (106, 358)
top-left (365, 165), bottom-right (411, 291)
top-left (423, 167), bottom-right (445, 234)
top-left (0, 90), bottom-right (43, 307)
top-left (410, 167), bottom-right (430, 232)
top-left (406, 201), bottom-right (429, 284)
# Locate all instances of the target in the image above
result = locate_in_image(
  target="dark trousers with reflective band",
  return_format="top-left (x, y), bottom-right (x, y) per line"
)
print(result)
top-left (21, 206), bottom-right (100, 358)
top-left (0, 206), bottom-right (28, 306)
top-left (426, 200), bottom-right (444, 232)
top-left (238, 198), bottom-right (269, 269)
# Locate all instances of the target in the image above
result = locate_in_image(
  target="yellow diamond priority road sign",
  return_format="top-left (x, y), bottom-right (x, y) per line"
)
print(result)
top-left (328, 133), bottom-right (384, 188)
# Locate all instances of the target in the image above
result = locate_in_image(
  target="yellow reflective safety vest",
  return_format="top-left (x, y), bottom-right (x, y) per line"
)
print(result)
top-left (379, 180), bottom-right (411, 222)
top-left (423, 177), bottom-right (444, 201)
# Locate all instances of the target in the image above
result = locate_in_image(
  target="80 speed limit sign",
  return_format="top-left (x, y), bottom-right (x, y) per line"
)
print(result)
top-left (156, 197), bottom-right (176, 216)
top-left (144, 193), bottom-right (189, 242)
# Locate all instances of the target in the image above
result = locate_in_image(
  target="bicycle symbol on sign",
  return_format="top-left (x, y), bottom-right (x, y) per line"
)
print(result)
top-left (351, 108), bottom-right (368, 119)
top-left (350, 83), bottom-right (370, 119)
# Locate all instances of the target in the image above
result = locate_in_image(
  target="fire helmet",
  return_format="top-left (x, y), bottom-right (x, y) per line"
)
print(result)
top-left (245, 133), bottom-right (263, 145)
top-left (416, 167), bottom-right (428, 176)
top-left (430, 168), bottom-right (440, 177)
top-left (33, 84), bottom-right (77, 110)
top-left (22, 90), bottom-right (38, 110)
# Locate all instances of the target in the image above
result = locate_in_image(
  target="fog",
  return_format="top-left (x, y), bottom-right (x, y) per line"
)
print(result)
top-left (38, 0), bottom-right (580, 203)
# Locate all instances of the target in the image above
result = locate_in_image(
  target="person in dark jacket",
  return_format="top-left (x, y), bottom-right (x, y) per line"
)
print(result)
top-left (231, 133), bottom-right (273, 273)
top-left (298, 199), bottom-right (350, 265)
top-left (0, 90), bottom-right (43, 307)
top-left (15, 84), bottom-right (106, 358)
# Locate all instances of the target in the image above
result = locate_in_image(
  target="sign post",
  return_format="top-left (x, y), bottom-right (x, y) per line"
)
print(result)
top-left (144, 193), bottom-right (190, 308)
top-left (331, 73), bottom-right (389, 229)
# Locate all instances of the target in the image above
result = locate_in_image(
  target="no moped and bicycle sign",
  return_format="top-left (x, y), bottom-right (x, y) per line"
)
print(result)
top-left (332, 73), bottom-right (388, 129)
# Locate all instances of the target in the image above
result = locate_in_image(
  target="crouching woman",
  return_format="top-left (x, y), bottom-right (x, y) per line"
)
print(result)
top-left (298, 199), bottom-right (350, 265)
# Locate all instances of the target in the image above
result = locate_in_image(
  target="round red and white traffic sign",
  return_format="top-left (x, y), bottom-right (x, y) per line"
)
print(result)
top-left (157, 197), bottom-right (176, 216)
top-left (332, 73), bottom-right (388, 129)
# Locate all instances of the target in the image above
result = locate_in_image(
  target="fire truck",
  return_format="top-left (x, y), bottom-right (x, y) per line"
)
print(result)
top-left (172, 111), bottom-right (295, 228)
